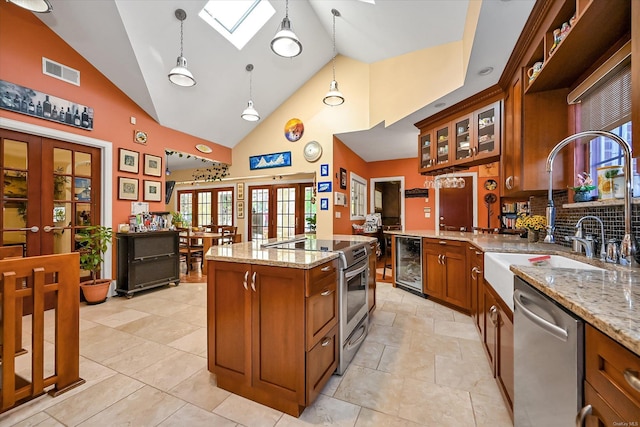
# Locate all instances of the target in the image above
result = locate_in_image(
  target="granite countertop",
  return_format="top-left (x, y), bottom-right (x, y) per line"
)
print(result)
top-left (204, 234), bottom-right (376, 269)
top-left (387, 229), bottom-right (640, 356)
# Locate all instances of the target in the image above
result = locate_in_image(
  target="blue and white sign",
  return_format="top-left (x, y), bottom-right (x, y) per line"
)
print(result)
top-left (320, 164), bottom-right (329, 177)
top-left (318, 181), bottom-right (332, 192)
top-left (320, 198), bottom-right (329, 210)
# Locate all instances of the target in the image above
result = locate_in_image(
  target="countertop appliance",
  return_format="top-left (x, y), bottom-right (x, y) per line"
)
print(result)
top-left (513, 276), bottom-right (584, 426)
top-left (395, 236), bottom-right (422, 293)
top-left (262, 237), bottom-right (370, 375)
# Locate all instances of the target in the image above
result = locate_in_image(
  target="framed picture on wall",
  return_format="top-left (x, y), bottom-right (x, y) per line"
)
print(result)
top-left (340, 168), bottom-right (347, 189)
top-left (143, 154), bottom-right (162, 177)
top-left (237, 200), bottom-right (245, 219)
top-left (118, 177), bottom-right (138, 200)
top-left (237, 182), bottom-right (244, 200)
top-left (143, 180), bottom-right (162, 202)
top-left (119, 148), bottom-right (139, 173)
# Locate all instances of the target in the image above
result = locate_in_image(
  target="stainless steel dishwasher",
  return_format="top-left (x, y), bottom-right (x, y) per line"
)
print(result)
top-left (513, 276), bottom-right (584, 427)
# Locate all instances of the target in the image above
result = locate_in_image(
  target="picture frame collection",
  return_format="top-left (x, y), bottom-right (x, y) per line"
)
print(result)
top-left (117, 148), bottom-right (163, 202)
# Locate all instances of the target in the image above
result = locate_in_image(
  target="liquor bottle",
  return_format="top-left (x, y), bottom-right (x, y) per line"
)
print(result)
top-left (81, 107), bottom-right (89, 127)
top-left (2, 91), bottom-right (12, 108)
top-left (66, 107), bottom-right (73, 124)
top-left (13, 94), bottom-right (20, 110)
top-left (21, 96), bottom-right (28, 113)
top-left (73, 107), bottom-right (80, 126)
top-left (51, 105), bottom-right (59, 120)
top-left (59, 106), bottom-right (66, 122)
top-left (28, 99), bottom-right (35, 114)
top-left (36, 100), bottom-right (43, 116)
top-left (43, 95), bottom-right (52, 118)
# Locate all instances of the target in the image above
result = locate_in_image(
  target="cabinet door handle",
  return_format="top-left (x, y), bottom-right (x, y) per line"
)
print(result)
top-left (321, 266), bottom-right (332, 272)
top-left (468, 148), bottom-right (473, 157)
top-left (489, 305), bottom-right (498, 325)
top-left (437, 254), bottom-right (442, 264)
top-left (471, 266), bottom-right (482, 280)
top-left (438, 241), bottom-right (447, 245)
top-left (320, 289), bottom-right (333, 296)
top-left (575, 404), bottom-right (592, 427)
top-left (251, 271), bottom-right (257, 292)
top-left (624, 369), bottom-right (640, 392)
top-left (441, 254), bottom-right (446, 264)
top-left (243, 271), bottom-right (249, 290)
top-left (321, 337), bottom-right (332, 347)
top-left (475, 251), bottom-right (483, 256)
top-left (505, 175), bottom-right (514, 190)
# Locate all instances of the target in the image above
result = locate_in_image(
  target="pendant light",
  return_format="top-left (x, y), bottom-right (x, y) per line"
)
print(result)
top-left (270, 0), bottom-right (302, 58)
top-left (6, 0), bottom-right (52, 13)
top-left (241, 64), bottom-right (260, 122)
top-left (168, 9), bottom-right (196, 87)
top-left (323, 9), bottom-right (344, 106)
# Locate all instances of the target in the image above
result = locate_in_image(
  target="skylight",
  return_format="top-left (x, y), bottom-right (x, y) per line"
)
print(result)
top-left (199, 0), bottom-right (275, 50)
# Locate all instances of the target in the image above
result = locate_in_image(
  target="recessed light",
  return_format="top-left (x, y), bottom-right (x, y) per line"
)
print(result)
top-left (479, 67), bottom-right (494, 76)
top-left (434, 102), bottom-right (446, 108)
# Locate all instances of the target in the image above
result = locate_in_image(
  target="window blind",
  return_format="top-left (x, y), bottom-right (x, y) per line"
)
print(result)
top-left (579, 62), bottom-right (631, 132)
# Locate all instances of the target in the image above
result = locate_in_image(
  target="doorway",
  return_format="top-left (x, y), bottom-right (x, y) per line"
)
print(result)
top-left (370, 177), bottom-right (404, 228)
top-left (435, 172), bottom-right (477, 231)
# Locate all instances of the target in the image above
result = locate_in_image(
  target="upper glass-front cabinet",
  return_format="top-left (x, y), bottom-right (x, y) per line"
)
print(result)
top-left (454, 116), bottom-right (472, 162)
top-left (420, 133), bottom-right (433, 169)
top-left (473, 101), bottom-right (501, 162)
top-left (435, 125), bottom-right (450, 166)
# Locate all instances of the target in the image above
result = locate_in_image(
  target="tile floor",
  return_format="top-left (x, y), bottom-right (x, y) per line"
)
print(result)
top-left (1, 270), bottom-right (512, 426)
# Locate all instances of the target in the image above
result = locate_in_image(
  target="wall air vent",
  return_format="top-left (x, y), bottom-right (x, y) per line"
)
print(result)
top-left (42, 57), bottom-right (80, 86)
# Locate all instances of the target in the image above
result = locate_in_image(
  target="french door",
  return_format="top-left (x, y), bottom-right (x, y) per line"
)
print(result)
top-left (248, 183), bottom-right (315, 243)
top-left (177, 187), bottom-right (234, 227)
top-left (1, 129), bottom-right (102, 259)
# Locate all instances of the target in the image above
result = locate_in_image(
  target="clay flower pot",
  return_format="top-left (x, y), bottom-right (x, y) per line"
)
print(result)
top-left (80, 279), bottom-right (111, 304)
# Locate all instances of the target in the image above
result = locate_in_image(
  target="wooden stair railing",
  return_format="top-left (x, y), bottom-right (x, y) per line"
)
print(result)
top-left (0, 252), bottom-right (85, 413)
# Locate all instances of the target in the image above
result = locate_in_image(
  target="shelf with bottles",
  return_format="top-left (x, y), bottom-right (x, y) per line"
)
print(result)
top-left (524, 0), bottom-right (630, 94)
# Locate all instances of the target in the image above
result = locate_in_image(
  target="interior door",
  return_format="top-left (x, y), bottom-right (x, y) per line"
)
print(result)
top-left (439, 176), bottom-right (473, 231)
top-left (1, 129), bottom-right (101, 259)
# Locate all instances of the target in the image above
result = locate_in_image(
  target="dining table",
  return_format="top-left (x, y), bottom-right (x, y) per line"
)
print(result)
top-left (179, 231), bottom-right (242, 275)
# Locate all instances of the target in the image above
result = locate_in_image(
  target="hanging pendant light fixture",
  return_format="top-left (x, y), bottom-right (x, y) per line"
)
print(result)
top-left (241, 64), bottom-right (260, 122)
top-left (168, 9), bottom-right (196, 87)
top-left (6, 0), bottom-right (52, 13)
top-left (323, 9), bottom-right (344, 106)
top-left (270, 0), bottom-right (302, 58)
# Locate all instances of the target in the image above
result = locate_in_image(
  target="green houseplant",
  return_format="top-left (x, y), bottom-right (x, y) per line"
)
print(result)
top-left (171, 211), bottom-right (185, 228)
top-left (77, 225), bottom-right (113, 304)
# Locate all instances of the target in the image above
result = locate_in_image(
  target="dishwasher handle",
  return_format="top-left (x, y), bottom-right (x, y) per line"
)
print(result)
top-left (513, 289), bottom-right (569, 342)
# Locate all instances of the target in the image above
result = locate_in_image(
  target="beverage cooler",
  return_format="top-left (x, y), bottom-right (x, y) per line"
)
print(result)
top-left (395, 236), bottom-right (423, 292)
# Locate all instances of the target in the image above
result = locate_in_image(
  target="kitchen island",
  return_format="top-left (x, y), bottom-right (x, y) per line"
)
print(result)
top-left (204, 234), bottom-right (375, 417)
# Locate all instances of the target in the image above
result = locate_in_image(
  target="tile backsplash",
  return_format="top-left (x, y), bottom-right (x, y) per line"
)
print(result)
top-left (529, 191), bottom-right (640, 253)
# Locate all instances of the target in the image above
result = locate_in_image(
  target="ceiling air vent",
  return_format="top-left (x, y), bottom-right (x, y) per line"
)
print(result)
top-left (42, 57), bottom-right (80, 86)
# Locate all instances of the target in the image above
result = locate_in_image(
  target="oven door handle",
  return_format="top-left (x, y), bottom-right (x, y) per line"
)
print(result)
top-left (344, 264), bottom-right (368, 280)
top-left (346, 322), bottom-right (368, 350)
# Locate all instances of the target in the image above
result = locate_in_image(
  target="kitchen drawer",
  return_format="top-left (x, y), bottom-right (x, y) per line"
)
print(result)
top-left (306, 280), bottom-right (338, 350)
top-left (306, 324), bottom-right (338, 404)
top-left (306, 260), bottom-right (338, 297)
top-left (585, 324), bottom-right (640, 420)
top-left (583, 381), bottom-right (624, 427)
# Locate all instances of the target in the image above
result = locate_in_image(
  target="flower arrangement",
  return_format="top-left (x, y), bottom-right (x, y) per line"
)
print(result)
top-left (572, 172), bottom-right (596, 192)
top-left (516, 214), bottom-right (547, 231)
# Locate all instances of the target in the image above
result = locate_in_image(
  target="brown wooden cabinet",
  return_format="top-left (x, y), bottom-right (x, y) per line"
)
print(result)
top-left (368, 241), bottom-right (377, 313)
top-left (207, 259), bottom-right (339, 417)
top-left (581, 324), bottom-right (640, 426)
top-left (479, 278), bottom-right (514, 417)
top-left (418, 100), bottom-right (501, 174)
top-left (467, 244), bottom-right (484, 334)
top-left (422, 238), bottom-right (468, 311)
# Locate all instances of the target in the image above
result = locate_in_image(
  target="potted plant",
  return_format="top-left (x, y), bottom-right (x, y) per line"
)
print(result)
top-left (77, 225), bottom-right (113, 304)
top-left (515, 214), bottom-right (547, 243)
top-left (171, 211), bottom-right (185, 228)
top-left (571, 172), bottom-right (596, 202)
top-left (305, 213), bottom-right (317, 233)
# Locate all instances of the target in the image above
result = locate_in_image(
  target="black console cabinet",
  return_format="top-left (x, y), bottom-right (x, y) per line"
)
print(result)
top-left (116, 231), bottom-right (180, 297)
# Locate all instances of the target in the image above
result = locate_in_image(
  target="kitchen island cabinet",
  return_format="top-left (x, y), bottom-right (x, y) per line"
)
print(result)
top-left (207, 258), bottom-right (339, 417)
top-left (423, 238), bottom-right (468, 311)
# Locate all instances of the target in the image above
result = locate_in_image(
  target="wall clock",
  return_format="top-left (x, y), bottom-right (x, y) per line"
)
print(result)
top-left (303, 140), bottom-right (322, 162)
top-left (134, 130), bottom-right (148, 144)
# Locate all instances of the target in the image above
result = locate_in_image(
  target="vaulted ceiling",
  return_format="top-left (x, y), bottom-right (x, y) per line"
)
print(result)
top-left (34, 0), bottom-right (535, 170)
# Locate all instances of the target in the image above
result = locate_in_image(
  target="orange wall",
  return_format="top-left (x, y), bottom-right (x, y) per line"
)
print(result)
top-left (0, 2), bottom-right (231, 228)
top-left (333, 137), bottom-right (369, 235)
top-left (368, 158), bottom-right (436, 230)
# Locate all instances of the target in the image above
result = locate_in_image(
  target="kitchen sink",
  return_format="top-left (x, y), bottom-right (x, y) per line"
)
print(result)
top-left (484, 253), bottom-right (604, 310)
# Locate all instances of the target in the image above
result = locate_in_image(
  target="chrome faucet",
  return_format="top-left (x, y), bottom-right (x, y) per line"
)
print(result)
top-left (575, 215), bottom-right (606, 260)
top-left (565, 235), bottom-right (594, 258)
top-left (544, 130), bottom-right (636, 266)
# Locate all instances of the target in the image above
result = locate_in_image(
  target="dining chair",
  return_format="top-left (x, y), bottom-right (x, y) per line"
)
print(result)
top-left (217, 226), bottom-right (237, 245)
top-left (178, 228), bottom-right (203, 270)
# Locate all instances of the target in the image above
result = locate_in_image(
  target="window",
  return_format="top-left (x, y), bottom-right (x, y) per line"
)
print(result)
top-left (304, 185), bottom-right (316, 232)
top-left (178, 187), bottom-right (234, 227)
top-left (199, 0), bottom-right (275, 50)
top-left (350, 172), bottom-right (367, 220)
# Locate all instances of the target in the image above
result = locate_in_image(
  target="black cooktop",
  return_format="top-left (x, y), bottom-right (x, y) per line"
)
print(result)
top-left (270, 239), bottom-right (355, 252)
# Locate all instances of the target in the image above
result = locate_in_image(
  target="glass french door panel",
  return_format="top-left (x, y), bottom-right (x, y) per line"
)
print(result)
top-left (276, 187), bottom-right (296, 239)
top-left (217, 190), bottom-right (232, 225)
top-left (250, 188), bottom-right (269, 243)
top-left (2, 139), bottom-right (28, 249)
top-left (197, 191), bottom-right (212, 227)
top-left (304, 186), bottom-right (316, 232)
top-left (179, 192), bottom-right (193, 225)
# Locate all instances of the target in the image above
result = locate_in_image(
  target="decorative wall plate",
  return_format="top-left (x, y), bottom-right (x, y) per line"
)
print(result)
top-left (484, 179), bottom-right (497, 190)
top-left (196, 144), bottom-right (212, 153)
top-left (303, 140), bottom-right (322, 162)
top-left (285, 118), bottom-right (304, 142)
top-left (134, 130), bottom-right (147, 144)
